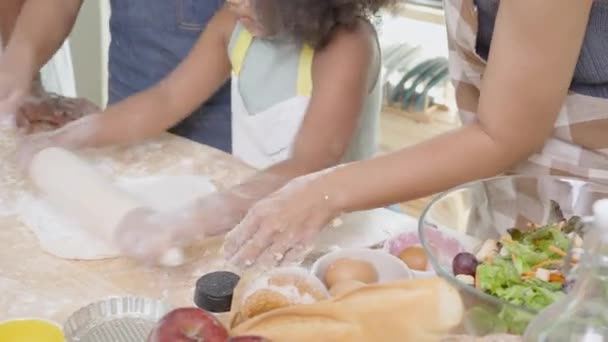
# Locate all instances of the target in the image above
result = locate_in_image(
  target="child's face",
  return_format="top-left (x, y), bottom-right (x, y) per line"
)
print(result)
top-left (225, 0), bottom-right (270, 37)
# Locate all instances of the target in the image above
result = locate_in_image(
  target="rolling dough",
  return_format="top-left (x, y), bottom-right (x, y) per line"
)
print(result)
top-left (19, 174), bottom-right (216, 260)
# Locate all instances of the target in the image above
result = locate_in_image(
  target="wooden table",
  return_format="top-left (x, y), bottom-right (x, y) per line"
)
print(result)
top-left (0, 127), bottom-right (416, 326)
top-left (0, 128), bottom-right (256, 324)
top-left (0, 122), bottom-right (522, 341)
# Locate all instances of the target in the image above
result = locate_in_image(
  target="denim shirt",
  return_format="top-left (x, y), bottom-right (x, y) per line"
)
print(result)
top-left (107, 0), bottom-right (232, 152)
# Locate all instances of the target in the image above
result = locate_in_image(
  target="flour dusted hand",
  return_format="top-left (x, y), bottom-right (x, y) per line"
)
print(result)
top-left (16, 115), bottom-right (97, 171)
top-left (114, 207), bottom-right (184, 264)
top-left (16, 130), bottom-right (60, 171)
top-left (115, 192), bottom-right (250, 264)
top-left (223, 172), bottom-right (342, 268)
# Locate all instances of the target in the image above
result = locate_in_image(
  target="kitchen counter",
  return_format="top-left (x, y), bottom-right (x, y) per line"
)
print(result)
top-left (0, 130), bottom-right (256, 323)
top-left (0, 119), bottom-right (417, 325)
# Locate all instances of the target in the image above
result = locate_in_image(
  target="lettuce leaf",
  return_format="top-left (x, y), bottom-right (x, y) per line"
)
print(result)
top-left (502, 241), bottom-right (548, 266)
top-left (495, 283), bottom-right (564, 312)
top-left (477, 258), bottom-right (520, 293)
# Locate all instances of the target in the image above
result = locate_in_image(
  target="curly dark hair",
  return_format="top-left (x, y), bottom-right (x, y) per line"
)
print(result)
top-left (255, 0), bottom-right (397, 47)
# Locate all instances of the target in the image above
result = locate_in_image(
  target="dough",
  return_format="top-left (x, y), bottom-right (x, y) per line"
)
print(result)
top-left (18, 175), bottom-right (216, 260)
top-left (29, 147), bottom-right (143, 243)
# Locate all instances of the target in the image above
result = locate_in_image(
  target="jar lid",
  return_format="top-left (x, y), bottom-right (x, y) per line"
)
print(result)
top-left (194, 271), bottom-right (240, 313)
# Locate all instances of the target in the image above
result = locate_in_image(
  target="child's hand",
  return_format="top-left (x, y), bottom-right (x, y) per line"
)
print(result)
top-left (223, 171), bottom-right (342, 268)
top-left (15, 114), bottom-right (99, 172)
top-left (15, 130), bottom-right (62, 172)
top-left (15, 93), bottom-right (100, 134)
top-left (115, 192), bottom-right (250, 264)
top-left (114, 208), bottom-right (181, 264)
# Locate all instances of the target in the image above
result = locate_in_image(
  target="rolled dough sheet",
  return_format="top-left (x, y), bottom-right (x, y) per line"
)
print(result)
top-left (18, 175), bottom-right (216, 260)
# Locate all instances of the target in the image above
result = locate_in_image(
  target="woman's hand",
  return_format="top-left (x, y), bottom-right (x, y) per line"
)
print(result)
top-left (223, 172), bottom-right (343, 268)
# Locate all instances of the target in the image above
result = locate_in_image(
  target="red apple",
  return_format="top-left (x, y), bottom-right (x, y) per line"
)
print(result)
top-left (226, 336), bottom-right (271, 342)
top-left (148, 307), bottom-right (229, 342)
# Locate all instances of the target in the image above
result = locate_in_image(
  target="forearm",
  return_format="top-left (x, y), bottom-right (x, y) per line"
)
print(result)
top-left (325, 124), bottom-right (530, 212)
top-left (0, 0), bottom-right (25, 47)
top-left (202, 158), bottom-right (330, 232)
top-left (52, 86), bottom-right (185, 149)
top-left (234, 158), bottom-right (325, 208)
top-left (3, 0), bottom-right (81, 80)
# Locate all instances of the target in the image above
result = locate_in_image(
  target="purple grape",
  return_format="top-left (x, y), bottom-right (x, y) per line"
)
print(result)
top-left (453, 252), bottom-right (479, 276)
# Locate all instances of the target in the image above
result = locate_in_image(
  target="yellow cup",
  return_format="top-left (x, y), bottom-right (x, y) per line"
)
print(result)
top-left (0, 319), bottom-right (65, 342)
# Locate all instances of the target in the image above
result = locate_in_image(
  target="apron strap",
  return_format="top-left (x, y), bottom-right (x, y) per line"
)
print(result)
top-left (230, 26), bottom-right (254, 76)
top-left (297, 44), bottom-right (314, 97)
top-left (231, 24), bottom-right (314, 96)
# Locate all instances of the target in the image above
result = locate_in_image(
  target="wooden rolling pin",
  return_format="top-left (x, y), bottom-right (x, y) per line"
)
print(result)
top-left (231, 277), bottom-right (464, 342)
top-left (28, 147), bottom-right (184, 266)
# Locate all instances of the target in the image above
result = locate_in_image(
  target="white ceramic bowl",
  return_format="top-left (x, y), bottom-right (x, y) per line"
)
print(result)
top-left (310, 248), bottom-right (413, 286)
top-left (383, 230), bottom-right (466, 278)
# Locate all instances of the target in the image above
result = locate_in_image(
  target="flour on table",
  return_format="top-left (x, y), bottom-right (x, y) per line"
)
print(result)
top-left (18, 175), bottom-right (216, 260)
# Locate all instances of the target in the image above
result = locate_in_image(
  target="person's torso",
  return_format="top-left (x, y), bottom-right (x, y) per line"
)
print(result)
top-left (107, 0), bottom-right (230, 108)
top-left (447, 0), bottom-right (608, 243)
top-left (445, 0), bottom-right (608, 184)
top-left (475, 0), bottom-right (608, 99)
top-left (227, 23), bottom-right (382, 168)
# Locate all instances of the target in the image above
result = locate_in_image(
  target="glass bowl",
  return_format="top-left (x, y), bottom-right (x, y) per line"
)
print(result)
top-left (418, 175), bottom-right (608, 336)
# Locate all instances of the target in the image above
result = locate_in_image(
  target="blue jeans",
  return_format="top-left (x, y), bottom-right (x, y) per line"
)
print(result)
top-left (107, 0), bottom-right (232, 153)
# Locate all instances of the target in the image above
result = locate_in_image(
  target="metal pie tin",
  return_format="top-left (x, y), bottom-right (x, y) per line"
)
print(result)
top-left (63, 297), bottom-right (171, 342)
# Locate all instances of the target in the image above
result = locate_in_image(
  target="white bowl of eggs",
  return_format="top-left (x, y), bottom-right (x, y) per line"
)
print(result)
top-left (310, 248), bottom-right (414, 297)
top-left (384, 230), bottom-right (466, 278)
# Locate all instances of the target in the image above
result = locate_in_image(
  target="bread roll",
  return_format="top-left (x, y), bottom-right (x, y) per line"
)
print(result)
top-left (231, 267), bottom-right (329, 326)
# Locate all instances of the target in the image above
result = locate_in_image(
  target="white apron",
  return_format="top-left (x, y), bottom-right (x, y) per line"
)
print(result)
top-left (229, 27), bottom-right (315, 169)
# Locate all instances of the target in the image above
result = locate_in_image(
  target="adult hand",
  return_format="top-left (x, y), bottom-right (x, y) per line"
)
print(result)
top-left (114, 191), bottom-right (251, 263)
top-left (223, 172), bottom-right (343, 268)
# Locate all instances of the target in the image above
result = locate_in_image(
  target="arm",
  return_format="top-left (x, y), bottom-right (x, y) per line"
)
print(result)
top-left (2, 0), bottom-right (82, 83)
top-left (0, 0), bottom-right (25, 46)
top-left (114, 26), bottom-right (378, 258)
top-left (210, 23), bottom-right (377, 226)
top-left (322, 0), bottom-right (592, 212)
top-left (51, 7), bottom-right (236, 148)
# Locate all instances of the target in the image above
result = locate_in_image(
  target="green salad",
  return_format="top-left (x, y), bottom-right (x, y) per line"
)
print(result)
top-left (452, 210), bottom-right (585, 334)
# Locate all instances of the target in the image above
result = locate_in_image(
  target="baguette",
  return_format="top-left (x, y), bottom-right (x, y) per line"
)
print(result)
top-left (231, 277), bottom-right (463, 342)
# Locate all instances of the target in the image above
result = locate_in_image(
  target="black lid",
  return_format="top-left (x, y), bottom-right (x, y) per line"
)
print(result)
top-left (194, 271), bottom-right (240, 313)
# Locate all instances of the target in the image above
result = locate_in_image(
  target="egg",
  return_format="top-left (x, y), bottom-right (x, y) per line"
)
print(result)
top-left (324, 258), bottom-right (379, 288)
top-left (329, 279), bottom-right (366, 297)
top-left (398, 246), bottom-right (428, 271)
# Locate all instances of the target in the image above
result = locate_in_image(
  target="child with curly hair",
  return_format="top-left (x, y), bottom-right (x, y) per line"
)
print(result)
top-left (19, 0), bottom-right (396, 262)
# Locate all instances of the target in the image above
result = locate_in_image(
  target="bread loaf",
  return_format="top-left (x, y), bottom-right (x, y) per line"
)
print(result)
top-left (231, 277), bottom-right (464, 342)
